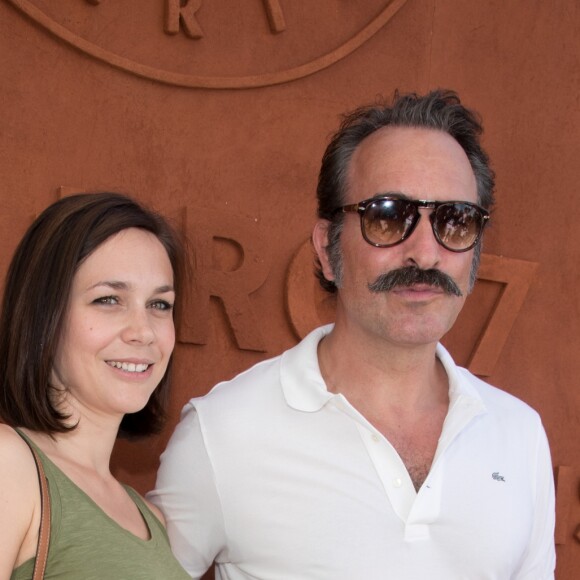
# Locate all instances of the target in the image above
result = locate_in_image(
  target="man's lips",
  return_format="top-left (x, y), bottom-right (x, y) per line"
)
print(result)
top-left (391, 284), bottom-right (447, 301)
top-left (392, 284), bottom-right (445, 293)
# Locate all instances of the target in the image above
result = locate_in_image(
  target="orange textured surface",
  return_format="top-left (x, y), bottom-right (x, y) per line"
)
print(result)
top-left (1, 1), bottom-right (578, 576)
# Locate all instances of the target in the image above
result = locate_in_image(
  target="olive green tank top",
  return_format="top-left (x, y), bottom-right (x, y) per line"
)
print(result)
top-left (11, 432), bottom-right (190, 579)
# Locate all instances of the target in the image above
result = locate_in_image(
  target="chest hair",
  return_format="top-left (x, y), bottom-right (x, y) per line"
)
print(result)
top-left (370, 407), bottom-right (447, 492)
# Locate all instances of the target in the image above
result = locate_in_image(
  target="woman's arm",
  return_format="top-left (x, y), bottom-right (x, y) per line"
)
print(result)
top-left (0, 425), bottom-right (42, 577)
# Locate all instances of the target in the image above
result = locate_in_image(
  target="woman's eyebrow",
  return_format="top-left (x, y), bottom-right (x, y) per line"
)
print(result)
top-left (86, 281), bottom-right (174, 293)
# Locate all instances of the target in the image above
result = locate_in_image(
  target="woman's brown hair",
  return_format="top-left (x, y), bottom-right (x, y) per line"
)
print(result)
top-left (0, 192), bottom-right (185, 438)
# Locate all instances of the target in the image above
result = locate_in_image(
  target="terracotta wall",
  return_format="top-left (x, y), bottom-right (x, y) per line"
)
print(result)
top-left (1, 0), bottom-right (578, 576)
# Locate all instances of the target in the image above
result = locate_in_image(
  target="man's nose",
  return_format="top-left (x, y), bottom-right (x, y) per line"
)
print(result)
top-left (401, 211), bottom-right (442, 270)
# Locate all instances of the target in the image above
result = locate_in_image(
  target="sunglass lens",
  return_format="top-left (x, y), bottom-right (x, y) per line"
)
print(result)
top-left (363, 199), bottom-right (415, 246)
top-left (434, 204), bottom-right (482, 250)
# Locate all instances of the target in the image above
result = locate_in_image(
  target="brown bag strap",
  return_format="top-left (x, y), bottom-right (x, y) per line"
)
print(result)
top-left (19, 433), bottom-right (51, 579)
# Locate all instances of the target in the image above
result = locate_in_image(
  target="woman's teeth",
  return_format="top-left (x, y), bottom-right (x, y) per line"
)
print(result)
top-left (107, 361), bottom-right (149, 373)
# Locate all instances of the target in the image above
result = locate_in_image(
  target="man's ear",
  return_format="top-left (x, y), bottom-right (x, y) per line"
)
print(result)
top-left (312, 219), bottom-right (335, 283)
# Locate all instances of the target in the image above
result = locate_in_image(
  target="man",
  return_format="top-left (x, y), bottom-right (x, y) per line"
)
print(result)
top-left (150, 90), bottom-right (555, 579)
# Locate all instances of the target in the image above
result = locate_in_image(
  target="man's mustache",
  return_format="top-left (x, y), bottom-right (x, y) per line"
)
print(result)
top-left (368, 266), bottom-right (463, 297)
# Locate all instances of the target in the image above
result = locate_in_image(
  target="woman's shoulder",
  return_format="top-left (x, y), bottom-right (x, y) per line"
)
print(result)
top-left (0, 424), bottom-right (43, 575)
top-left (0, 424), bottom-right (36, 469)
top-left (143, 497), bottom-right (167, 526)
top-left (0, 425), bottom-right (48, 479)
top-left (124, 484), bottom-right (167, 527)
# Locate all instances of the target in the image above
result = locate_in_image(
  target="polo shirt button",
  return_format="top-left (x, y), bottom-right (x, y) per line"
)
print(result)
top-left (393, 477), bottom-right (403, 488)
top-left (371, 433), bottom-right (380, 442)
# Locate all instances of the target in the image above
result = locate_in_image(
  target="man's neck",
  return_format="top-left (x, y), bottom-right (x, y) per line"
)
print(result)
top-left (317, 324), bottom-right (448, 410)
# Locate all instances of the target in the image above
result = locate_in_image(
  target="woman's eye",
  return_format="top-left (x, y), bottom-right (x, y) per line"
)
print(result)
top-left (93, 296), bottom-right (119, 305)
top-left (150, 300), bottom-right (173, 311)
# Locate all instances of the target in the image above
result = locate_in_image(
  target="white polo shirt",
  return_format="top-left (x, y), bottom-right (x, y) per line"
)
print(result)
top-left (150, 325), bottom-right (555, 579)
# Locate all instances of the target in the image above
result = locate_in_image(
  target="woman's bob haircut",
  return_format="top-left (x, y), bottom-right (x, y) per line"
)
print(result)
top-left (0, 192), bottom-right (185, 438)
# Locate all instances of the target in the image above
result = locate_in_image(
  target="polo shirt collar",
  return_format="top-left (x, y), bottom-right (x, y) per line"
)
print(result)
top-left (280, 324), bottom-right (335, 412)
top-left (280, 324), bottom-right (487, 416)
top-left (436, 342), bottom-right (487, 412)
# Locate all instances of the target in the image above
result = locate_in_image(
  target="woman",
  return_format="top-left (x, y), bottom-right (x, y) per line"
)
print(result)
top-left (0, 192), bottom-right (190, 579)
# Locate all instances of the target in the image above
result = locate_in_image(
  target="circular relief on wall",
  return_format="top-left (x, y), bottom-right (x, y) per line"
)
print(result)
top-left (7, 0), bottom-right (410, 89)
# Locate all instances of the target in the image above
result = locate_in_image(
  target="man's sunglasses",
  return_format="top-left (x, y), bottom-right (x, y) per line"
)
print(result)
top-left (336, 196), bottom-right (490, 253)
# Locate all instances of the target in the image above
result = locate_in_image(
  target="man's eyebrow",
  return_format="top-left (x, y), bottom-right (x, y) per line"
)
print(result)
top-left (372, 191), bottom-right (410, 200)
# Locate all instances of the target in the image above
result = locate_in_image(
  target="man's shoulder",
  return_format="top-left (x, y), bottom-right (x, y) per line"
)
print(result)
top-left (457, 366), bottom-right (541, 423)
top-left (437, 343), bottom-right (542, 424)
top-left (176, 351), bottom-right (294, 447)
top-left (193, 325), bottom-right (331, 413)
top-left (210, 352), bottom-right (283, 398)
top-left (188, 353), bottom-right (280, 416)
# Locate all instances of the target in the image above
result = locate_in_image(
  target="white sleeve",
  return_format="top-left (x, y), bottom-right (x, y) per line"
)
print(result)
top-left (516, 420), bottom-right (556, 579)
top-left (148, 402), bottom-right (226, 579)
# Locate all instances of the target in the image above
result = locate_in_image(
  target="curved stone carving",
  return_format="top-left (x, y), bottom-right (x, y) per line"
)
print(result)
top-left (6, 0), bottom-right (410, 89)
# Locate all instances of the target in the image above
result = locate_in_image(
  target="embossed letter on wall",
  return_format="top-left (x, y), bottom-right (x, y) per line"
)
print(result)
top-left (179, 207), bottom-right (271, 352)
